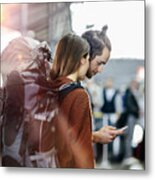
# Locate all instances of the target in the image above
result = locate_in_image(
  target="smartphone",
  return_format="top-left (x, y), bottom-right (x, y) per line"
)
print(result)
top-left (118, 125), bottom-right (128, 131)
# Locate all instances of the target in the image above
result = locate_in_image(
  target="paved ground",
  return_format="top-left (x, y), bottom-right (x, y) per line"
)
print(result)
top-left (95, 157), bottom-right (144, 170)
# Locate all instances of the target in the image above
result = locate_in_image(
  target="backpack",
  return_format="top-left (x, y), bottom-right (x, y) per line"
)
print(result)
top-left (1, 37), bottom-right (83, 167)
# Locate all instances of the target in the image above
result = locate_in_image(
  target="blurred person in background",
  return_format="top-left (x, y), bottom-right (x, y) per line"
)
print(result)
top-left (132, 82), bottom-right (145, 167)
top-left (123, 79), bottom-right (140, 163)
top-left (100, 77), bottom-right (123, 163)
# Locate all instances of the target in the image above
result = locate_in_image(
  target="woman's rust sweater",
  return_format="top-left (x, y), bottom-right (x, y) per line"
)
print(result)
top-left (52, 77), bottom-right (94, 168)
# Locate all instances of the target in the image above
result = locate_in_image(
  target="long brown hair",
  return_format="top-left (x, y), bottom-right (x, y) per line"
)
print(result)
top-left (50, 33), bottom-right (90, 80)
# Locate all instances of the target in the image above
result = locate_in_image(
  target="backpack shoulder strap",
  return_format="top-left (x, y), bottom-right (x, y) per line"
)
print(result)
top-left (59, 81), bottom-right (83, 99)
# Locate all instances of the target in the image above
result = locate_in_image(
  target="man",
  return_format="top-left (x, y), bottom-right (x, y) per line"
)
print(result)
top-left (82, 25), bottom-right (124, 144)
top-left (123, 80), bottom-right (140, 160)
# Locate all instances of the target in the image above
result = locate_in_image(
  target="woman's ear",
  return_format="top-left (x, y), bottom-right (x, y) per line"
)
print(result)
top-left (80, 57), bottom-right (86, 65)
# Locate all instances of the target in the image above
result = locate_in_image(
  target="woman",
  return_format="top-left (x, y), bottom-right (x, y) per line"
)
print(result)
top-left (50, 33), bottom-right (94, 168)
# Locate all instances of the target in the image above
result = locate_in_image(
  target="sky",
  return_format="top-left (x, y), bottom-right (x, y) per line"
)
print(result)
top-left (70, 1), bottom-right (145, 59)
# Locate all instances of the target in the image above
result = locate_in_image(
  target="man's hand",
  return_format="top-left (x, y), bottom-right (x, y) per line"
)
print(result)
top-left (92, 125), bottom-right (125, 144)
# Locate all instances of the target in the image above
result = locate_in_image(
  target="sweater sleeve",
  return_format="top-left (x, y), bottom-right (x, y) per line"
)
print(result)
top-left (67, 89), bottom-right (94, 168)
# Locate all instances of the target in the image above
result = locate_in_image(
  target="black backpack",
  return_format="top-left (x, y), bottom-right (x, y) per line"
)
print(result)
top-left (1, 37), bottom-right (82, 167)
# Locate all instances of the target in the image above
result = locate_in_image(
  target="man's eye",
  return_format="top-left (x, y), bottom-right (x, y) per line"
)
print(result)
top-left (97, 62), bottom-right (102, 65)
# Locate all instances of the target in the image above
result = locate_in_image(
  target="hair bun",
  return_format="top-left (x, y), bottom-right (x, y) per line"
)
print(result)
top-left (101, 25), bottom-right (108, 36)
